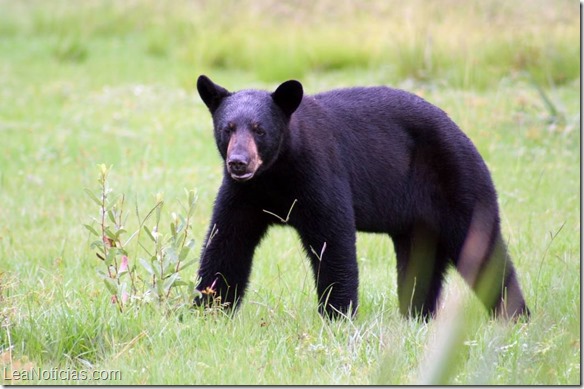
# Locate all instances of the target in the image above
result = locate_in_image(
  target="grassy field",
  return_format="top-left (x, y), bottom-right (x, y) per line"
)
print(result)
top-left (0, 0), bottom-right (580, 385)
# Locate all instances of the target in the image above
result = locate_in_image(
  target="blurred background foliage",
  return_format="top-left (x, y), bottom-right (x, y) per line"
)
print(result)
top-left (0, 0), bottom-right (578, 88)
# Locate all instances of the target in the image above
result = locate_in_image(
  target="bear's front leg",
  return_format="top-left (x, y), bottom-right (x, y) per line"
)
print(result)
top-left (194, 186), bottom-right (269, 311)
top-left (295, 208), bottom-right (360, 319)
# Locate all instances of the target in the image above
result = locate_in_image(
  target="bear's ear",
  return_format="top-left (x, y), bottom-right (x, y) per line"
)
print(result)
top-left (197, 75), bottom-right (230, 113)
top-left (272, 80), bottom-right (303, 117)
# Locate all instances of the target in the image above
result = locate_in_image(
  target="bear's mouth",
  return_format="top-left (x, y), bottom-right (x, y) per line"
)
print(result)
top-left (230, 172), bottom-right (254, 182)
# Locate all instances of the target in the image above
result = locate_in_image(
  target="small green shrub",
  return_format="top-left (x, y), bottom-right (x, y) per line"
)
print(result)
top-left (84, 164), bottom-right (201, 313)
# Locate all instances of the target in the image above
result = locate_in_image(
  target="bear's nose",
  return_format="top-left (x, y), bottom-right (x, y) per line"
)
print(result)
top-left (227, 156), bottom-right (249, 175)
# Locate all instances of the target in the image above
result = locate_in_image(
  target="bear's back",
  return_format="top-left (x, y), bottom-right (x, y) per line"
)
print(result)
top-left (311, 86), bottom-right (456, 137)
top-left (299, 86), bottom-right (496, 233)
top-left (308, 85), bottom-right (489, 176)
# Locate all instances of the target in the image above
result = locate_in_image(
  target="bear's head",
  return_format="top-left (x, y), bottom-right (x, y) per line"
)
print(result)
top-left (197, 75), bottom-right (303, 182)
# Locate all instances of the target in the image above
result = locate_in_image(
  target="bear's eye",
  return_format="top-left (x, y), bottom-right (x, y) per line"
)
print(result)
top-left (252, 123), bottom-right (265, 136)
top-left (225, 122), bottom-right (236, 134)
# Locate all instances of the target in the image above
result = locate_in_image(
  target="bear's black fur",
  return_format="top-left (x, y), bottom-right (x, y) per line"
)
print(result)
top-left (195, 74), bottom-right (529, 320)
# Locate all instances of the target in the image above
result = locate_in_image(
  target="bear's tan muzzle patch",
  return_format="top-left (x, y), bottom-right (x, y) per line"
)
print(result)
top-left (226, 131), bottom-right (263, 182)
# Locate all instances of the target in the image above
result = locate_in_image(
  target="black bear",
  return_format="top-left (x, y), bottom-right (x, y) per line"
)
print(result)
top-left (194, 74), bottom-right (529, 320)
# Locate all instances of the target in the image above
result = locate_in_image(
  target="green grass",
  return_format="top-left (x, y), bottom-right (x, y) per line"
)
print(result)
top-left (0, 0), bottom-right (580, 385)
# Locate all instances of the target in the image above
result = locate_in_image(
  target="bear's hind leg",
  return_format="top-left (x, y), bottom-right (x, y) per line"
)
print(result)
top-left (392, 227), bottom-right (449, 320)
top-left (457, 225), bottom-right (529, 320)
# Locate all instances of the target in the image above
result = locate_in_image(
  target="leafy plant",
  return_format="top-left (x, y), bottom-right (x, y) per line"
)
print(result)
top-left (84, 164), bottom-right (201, 312)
